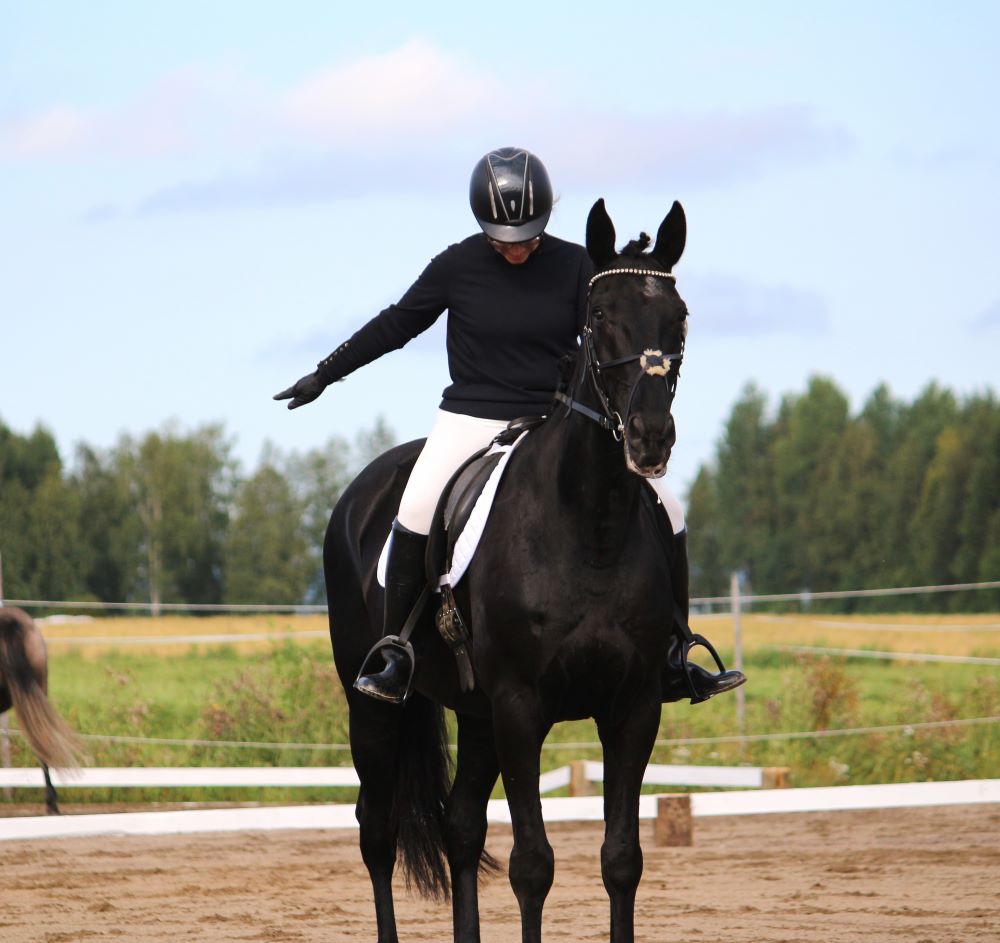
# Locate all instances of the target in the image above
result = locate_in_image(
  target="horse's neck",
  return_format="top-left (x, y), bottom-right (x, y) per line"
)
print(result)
top-left (551, 406), bottom-right (643, 560)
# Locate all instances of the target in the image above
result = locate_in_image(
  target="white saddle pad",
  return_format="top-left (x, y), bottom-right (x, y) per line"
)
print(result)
top-left (376, 431), bottom-right (529, 589)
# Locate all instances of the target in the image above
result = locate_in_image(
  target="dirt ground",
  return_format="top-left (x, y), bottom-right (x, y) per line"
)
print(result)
top-left (1, 804), bottom-right (999, 942)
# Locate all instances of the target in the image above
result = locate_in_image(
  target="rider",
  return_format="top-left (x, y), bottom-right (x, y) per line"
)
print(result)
top-left (275, 146), bottom-right (745, 705)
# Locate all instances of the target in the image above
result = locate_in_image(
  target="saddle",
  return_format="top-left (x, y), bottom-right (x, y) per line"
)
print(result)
top-left (424, 415), bottom-right (544, 692)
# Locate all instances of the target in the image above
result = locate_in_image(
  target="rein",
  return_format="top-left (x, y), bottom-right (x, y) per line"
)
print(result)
top-left (556, 267), bottom-right (684, 440)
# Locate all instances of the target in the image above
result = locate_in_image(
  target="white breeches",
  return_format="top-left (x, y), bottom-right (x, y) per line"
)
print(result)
top-left (396, 408), bottom-right (686, 536)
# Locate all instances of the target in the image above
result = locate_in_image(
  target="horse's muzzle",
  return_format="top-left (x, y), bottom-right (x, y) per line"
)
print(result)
top-left (623, 413), bottom-right (674, 478)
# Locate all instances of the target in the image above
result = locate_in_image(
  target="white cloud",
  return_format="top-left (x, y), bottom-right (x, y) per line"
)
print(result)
top-left (281, 38), bottom-right (498, 140)
top-left (0, 65), bottom-right (260, 159)
top-left (0, 105), bottom-right (97, 157)
top-left (1, 37), bottom-right (852, 214)
top-left (0, 41), bottom-right (497, 161)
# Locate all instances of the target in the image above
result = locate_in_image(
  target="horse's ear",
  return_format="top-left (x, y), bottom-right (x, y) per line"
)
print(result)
top-left (586, 198), bottom-right (617, 268)
top-left (651, 201), bottom-right (686, 271)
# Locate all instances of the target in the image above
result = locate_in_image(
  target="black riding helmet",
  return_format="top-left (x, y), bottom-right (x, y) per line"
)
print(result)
top-left (469, 147), bottom-right (553, 243)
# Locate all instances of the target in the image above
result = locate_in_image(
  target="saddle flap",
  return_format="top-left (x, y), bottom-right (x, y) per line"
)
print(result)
top-left (444, 452), bottom-right (505, 533)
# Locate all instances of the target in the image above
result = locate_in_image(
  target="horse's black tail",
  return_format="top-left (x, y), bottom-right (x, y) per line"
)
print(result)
top-left (0, 608), bottom-right (82, 771)
top-left (394, 691), bottom-right (452, 900)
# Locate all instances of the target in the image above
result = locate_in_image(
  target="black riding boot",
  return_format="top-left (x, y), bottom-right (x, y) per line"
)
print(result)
top-left (353, 520), bottom-right (429, 704)
top-left (662, 530), bottom-right (747, 704)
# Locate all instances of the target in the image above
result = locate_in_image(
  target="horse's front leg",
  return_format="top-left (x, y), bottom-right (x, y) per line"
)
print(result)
top-left (446, 713), bottom-right (500, 943)
top-left (597, 698), bottom-right (661, 943)
top-left (492, 691), bottom-right (554, 943)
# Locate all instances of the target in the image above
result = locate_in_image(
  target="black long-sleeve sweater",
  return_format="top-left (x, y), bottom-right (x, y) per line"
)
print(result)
top-left (317, 233), bottom-right (594, 420)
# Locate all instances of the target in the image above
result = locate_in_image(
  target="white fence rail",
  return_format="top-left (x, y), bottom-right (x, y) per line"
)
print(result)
top-left (3, 779), bottom-right (999, 844)
top-left (0, 761), bottom-right (789, 794)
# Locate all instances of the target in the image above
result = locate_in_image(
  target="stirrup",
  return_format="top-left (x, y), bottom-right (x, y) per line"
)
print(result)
top-left (353, 636), bottom-right (416, 704)
top-left (672, 634), bottom-right (734, 705)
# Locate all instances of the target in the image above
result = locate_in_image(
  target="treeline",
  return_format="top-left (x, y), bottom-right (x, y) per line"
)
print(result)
top-left (3, 377), bottom-right (999, 611)
top-left (687, 377), bottom-right (1000, 609)
top-left (0, 417), bottom-right (396, 608)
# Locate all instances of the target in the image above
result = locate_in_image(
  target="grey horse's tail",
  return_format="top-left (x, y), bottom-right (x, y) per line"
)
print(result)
top-left (0, 607), bottom-right (82, 771)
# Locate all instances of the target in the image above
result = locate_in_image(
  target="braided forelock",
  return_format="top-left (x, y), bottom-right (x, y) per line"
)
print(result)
top-left (620, 232), bottom-right (652, 258)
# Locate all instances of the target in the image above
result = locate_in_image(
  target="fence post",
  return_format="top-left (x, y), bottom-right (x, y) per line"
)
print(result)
top-left (730, 571), bottom-right (746, 738)
top-left (762, 767), bottom-right (790, 789)
top-left (569, 760), bottom-right (595, 797)
top-left (654, 794), bottom-right (693, 846)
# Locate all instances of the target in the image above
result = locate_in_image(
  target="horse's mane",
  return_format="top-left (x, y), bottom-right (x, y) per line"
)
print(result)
top-left (620, 233), bottom-right (651, 258)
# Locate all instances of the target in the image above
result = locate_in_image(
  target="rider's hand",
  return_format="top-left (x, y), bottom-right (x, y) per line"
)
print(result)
top-left (273, 371), bottom-right (329, 410)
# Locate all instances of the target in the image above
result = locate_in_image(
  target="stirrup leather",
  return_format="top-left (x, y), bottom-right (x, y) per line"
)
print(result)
top-left (436, 584), bottom-right (475, 693)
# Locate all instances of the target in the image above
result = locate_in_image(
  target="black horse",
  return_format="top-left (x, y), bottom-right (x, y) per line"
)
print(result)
top-left (326, 199), bottom-right (702, 943)
top-left (0, 607), bottom-right (81, 814)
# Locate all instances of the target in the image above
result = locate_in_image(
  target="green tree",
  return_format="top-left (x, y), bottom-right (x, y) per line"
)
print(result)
top-left (685, 377), bottom-right (999, 610)
top-left (880, 383), bottom-right (957, 586)
top-left (225, 463), bottom-right (312, 604)
top-left (711, 383), bottom-right (776, 592)
top-left (954, 395), bottom-right (1000, 592)
top-left (115, 423), bottom-right (236, 611)
top-left (0, 420), bottom-right (83, 602)
top-left (769, 376), bottom-right (850, 592)
top-left (73, 443), bottom-right (142, 602)
top-left (686, 467), bottom-right (726, 599)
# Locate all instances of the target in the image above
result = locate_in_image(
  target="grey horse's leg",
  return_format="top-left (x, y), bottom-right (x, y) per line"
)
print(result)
top-left (42, 763), bottom-right (60, 815)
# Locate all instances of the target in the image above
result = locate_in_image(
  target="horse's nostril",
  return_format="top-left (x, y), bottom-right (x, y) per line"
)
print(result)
top-left (628, 415), bottom-right (646, 437)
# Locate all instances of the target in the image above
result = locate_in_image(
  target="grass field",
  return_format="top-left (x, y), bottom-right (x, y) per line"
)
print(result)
top-left (2, 611), bottom-right (998, 806)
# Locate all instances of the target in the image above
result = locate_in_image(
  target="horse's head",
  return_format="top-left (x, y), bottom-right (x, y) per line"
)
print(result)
top-left (581, 198), bottom-right (688, 478)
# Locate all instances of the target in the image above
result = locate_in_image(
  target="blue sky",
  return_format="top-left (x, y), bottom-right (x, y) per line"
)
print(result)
top-left (2, 2), bottom-right (998, 496)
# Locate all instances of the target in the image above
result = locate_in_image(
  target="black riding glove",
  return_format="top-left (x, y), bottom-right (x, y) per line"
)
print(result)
top-left (275, 340), bottom-right (353, 409)
top-left (273, 371), bottom-right (329, 410)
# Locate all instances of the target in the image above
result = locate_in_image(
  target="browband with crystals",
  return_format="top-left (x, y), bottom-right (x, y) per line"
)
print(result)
top-left (588, 267), bottom-right (676, 290)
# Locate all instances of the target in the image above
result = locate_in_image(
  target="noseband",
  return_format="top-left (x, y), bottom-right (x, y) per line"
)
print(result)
top-left (556, 268), bottom-right (685, 441)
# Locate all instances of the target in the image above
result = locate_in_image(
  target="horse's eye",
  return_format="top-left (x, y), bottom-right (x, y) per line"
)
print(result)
top-left (592, 308), bottom-right (605, 323)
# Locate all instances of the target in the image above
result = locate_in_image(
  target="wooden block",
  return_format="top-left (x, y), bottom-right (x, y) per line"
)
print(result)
top-left (654, 794), bottom-right (692, 846)
top-left (762, 767), bottom-right (790, 789)
top-left (569, 760), bottom-right (595, 797)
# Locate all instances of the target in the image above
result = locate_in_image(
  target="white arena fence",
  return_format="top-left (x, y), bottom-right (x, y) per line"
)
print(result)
top-left (2, 779), bottom-right (999, 843)
top-left (0, 761), bottom-right (788, 793)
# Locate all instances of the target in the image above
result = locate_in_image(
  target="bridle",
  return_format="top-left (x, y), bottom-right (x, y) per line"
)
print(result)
top-left (555, 267), bottom-right (685, 442)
